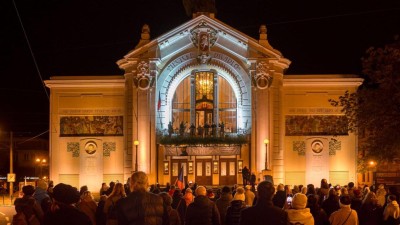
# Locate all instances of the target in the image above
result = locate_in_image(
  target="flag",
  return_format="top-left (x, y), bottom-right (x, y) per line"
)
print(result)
top-left (175, 166), bottom-right (185, 190)
top-left (157, 91), bottom-right (161, 111)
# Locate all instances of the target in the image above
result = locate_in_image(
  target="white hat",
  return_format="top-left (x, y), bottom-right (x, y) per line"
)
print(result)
top-left (292, 193), bottom-right (307, 209)
top-left (233, 192), bottom-right (245, 201)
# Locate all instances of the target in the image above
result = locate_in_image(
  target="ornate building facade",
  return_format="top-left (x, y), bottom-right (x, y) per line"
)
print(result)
top-left (45, 11), bottom-right (362, 191)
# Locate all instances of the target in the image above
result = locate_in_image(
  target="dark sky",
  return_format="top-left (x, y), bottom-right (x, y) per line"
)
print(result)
top-left (2, 0), bottom-right (400, 135)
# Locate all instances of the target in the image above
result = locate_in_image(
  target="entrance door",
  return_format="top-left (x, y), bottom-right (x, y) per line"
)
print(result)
top-left (195, 159), bottom-right (212, 185)
top-left (170, 159), bottom-right (188, 186)
top-left (219, 159), bottom-right (237, 185)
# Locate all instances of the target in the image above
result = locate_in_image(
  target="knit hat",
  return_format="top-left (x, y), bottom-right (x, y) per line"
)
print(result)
top-left (37, 179), bottom-right (48, 190)
top-left (53, 183), bottom-right (80, 205)
top-left (245, 185), bottom-right (251, 190)
top-left (234, 187), bottom-right (245, 201)
top-left (292, 193), bottom-right (307, 209)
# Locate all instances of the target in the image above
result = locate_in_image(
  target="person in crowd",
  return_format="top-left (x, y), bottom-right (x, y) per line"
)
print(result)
top-left (249, 173), bottom-right (256, 191)
top-left (116, 171), bottom-right (169, 225)
top-left (100, 183), bottom-right (109, 196)
top-left (285, 193), bottom-right (314, 225)
top-left (321, 188), bottom-right (340, 217)
top-left (301, 186), bottom-right (307, 194)
top-left (386, 186), bottom-right (400, 207)
top-left (341, 186), bottom-right (349, 196)
top-left (292, 185), bottom-right (300, 196)
top-left (307, 194), bottom-right (329, 225)
top-left (351, 189), bottom-right (363, 213)
top-left (329, 195), bottom-right (358, 225)
top-left (225, 187), bottom-right (246, 225)
top-left (80, 185), bottom-right (89, 197)
top-left (105, 182), bottom-right (115, 196)
top-left (272, 183), bottom-right (286, 208)
top-left (168, 185), bottom-right (176, 197)
top-left (104, 183), bottom-right (126, 225)
top-left (359, 192), bottom-right (383, 225)
top-left (376, 184), bottom-right (387, 207)
top-left (95, 195), bottom-right (107, 225)
top-left (241, 166), bottom-right (249, 185)
top-left (171, 189), bottom-right (187, 223)
top-left (43, 183), bottom-right (92, 225)
top-left (306, 184), bottom-right (316, 196)
top-left (239, 180), bottom-right (288, 225)
top-left (318, 179), bottom-right (330, 204)
top-left (348, 182), bottom-right (356, 200)
top-left (216, 186), bottom-right (233, 225)
top-left (383, 194), bottom-right (400, 225)
top-left (207, 188), bottom-right (216, 201)
top-left (159, 192), bottom-right (181, 225)
top-left (34, 179), bottom-right (52, 213)
top-left (362, 185), bottom-right (370, 200)
top-left (244, 185), bottom-right (255, 207)
top-left (183, 188), bottom-right (194, 206)
top-left (77, 191), bottom-right (98, 225)
top-left (14, 185), bottom-right (44, 225)
top-left (185, 186), bottom-right (221, 225)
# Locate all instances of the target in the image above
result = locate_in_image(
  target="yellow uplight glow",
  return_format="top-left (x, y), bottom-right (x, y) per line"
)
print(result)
top-left (134, 140), bottom-right (139, 146)
top-left (264, 139), bottom-right (269, 144)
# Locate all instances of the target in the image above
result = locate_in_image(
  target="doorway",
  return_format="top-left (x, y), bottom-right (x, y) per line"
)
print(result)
top-left (170, 159), bottom-right (188, 186)
top-left (219, 158), bottom-right (237, 185)
top-left (195, 159), bottom-right (212, 185)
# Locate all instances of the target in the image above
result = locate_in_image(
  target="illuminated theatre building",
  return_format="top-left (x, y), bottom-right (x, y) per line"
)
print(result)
top-left (45, 11), bottom-right (362, 191)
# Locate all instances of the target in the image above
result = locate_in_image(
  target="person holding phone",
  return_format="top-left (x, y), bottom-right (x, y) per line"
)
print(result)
top-left (285, 193), bottom-right (314, 225)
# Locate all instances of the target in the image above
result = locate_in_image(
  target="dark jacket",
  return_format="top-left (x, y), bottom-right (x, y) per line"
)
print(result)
top-left (272, 191), bottom-right (286, 209)
top-left (116, 190), bottom-right (169, 225)
top-left (321, 196), bottom-right (340, 217)
top-left (239, 198), bottom-right (288, 225)
top-left (43, 203), bottom-right (92, 225)
top-left (171, 196), bottom-right (186, 224)
top-left (225, 200), bottom-right (246, 225)
top-left (185, 195), bottom-right (221, 225)
top-left (216, 193), bottom-right (233, 225)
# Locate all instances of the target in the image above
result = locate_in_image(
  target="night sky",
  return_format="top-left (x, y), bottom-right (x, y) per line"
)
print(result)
top-left (2, 0), bottom-right (400, 135)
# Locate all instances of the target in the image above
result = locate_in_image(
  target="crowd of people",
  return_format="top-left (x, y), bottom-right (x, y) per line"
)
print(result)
top-left (11, 173), bottom-right (400, 225)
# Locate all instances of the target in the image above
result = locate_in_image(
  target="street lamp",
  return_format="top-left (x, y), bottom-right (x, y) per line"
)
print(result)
top-left (134, 140), bottom-right (139, 172)
top-left (35, 158), bottom-right (46, 179)
top-left (264, 139), bottom-right (269, 170)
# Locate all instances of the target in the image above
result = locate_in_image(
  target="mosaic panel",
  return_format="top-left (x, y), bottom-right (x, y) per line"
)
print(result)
top-left (67, 142), bottom-right (80, 157)
top-left (293, 141), bottom-right (306, 156)
top-left (285, 115), bottom-right (348, 136)
top-left (103, 142), bottom-right (116, 157)
top-left (60, 116), bottom-right (123, 137)
top-left (329, 139), bottom-right (341, 155)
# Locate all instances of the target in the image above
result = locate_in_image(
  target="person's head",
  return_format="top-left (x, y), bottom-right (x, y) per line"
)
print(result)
top-left (292, 193), bottom-right (308, 209)
top-left (257, 181), bottom-right (275, 200)
top-left (328, 187), bottom-right (338, 199)
top-left (159, 192), bottom-right (172, 206)
top-left (387, 194), bottom-right (397, 203)
top-left (22, 185), bottom-right (35, 196)
top-left (306, 194), bottom-right (319, 210)
top-left (339, 195), bottom-right (351, 207)
top-left (130, 171), bottom-right (148, 192)
top-left (277, 183), bottom-right (285, 191)
top-left (79, 185), bottom-right (88, 196)
top-left (185, 188), bottom-right (193, 194)
top-left (233, 187), bottom-right (245, 201)
top-left (348, 182), bottom-right (354, 189)
top-left (37, 179), bottom-right (48, 191)
top-left (81, 191), bottom-right (94, 201)
top-left (110, 182), bottom-right (126, 197)
top-left (173, 189), bottom-right (182, 198)
top-left (320, 179), bottom-right (329, 189)
top-left (195, 186), bottom-right (207, 196)
top-left (221, 186), bottom-right (231, 194)
top-left (363, 191), bottom-right (377, 205)
top-left (53, 183), bottom-right (81, 205)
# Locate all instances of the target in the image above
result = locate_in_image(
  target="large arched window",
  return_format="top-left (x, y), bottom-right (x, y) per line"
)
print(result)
top-left (171, 71), bottom-right (237, 134)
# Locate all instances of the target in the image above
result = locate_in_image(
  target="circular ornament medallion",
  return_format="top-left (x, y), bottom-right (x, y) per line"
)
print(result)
top-left (85, 141), bottom-right (97, 155)
top-left (311, 140), bottom-right (323, 154)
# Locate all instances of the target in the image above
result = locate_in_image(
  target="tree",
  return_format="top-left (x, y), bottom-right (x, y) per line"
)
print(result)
top-left (329, 37), bottom-right (400, 163)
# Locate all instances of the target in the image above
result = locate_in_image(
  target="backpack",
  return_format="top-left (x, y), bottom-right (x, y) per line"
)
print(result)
top-left (107, 199), bottom-right (118, 220)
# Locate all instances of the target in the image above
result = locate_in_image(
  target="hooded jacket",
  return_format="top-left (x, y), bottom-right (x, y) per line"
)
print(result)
top-left (383, 200), bottom-right (400, 221)
top-left (185, 195), bottom-right (221, 225)
top-left (286, 208), bottom-right (314, 225)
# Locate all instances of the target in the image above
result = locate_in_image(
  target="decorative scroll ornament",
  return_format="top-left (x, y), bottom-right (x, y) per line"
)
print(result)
top-left (190, 21), bottom-right (218, 64)
top-left (136, 61), bottom-right (151, 90)
top-left (254, 61), bottom-right (273, 89)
